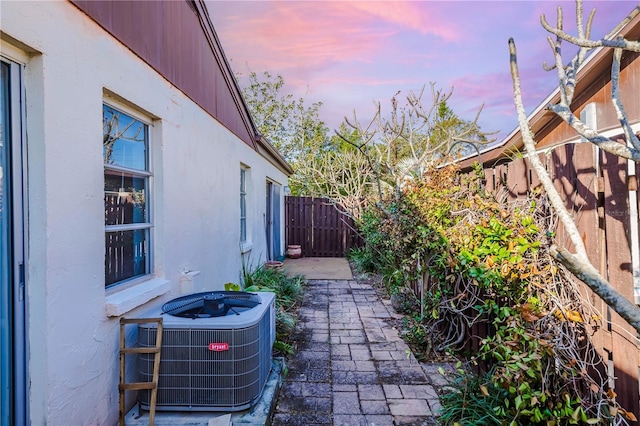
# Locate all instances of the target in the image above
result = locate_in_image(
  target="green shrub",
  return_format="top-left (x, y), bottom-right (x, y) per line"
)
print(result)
top-left (439, 368), bottom-right (601, 425)
top-left (239, 263), bottom-right (305, 356)
top-left (346, 246), bottom-right (378, 273)
top-left (356, 163), bottom-right (625, 424)
top-left (439, 370), bottom-right (505, 426)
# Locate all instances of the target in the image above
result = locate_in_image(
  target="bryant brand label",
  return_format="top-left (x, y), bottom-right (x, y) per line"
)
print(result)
top-left (208, 342), bottom-right (229, 351)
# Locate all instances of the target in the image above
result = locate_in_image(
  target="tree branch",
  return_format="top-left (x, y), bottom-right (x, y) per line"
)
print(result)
top-left (509, 36), bottom-right (640, 335)
top-left (552, 245), bottom-right (640, 332)
top-left (541, 5), bottom-right (640, 52)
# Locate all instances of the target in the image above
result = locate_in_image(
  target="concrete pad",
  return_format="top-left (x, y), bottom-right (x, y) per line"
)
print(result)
top-left (209, 414), bottom-right (231, 426)
top-left (123, 405), bottom-right (230, 426)
top-left (283, 257), bottom-right (353, 280)
top-left (124, 358), bottom-right (284, 426)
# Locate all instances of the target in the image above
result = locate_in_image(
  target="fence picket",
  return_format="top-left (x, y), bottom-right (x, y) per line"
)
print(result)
top-left (284, 196), bottom-right (364, 257)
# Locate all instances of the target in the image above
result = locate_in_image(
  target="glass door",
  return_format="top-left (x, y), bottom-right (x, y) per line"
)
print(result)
top-left (0, 57), bottom-right (26, 426)
top-left (271, 183), bottom-right (281, 260)
top-left (265, 181), bottom-right (282, 261)
top-left (265, 181), bottom-right (272, 260)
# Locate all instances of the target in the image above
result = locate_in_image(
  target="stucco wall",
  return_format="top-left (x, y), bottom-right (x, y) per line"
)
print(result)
top-left (1, 2), bottom-right (288, 424)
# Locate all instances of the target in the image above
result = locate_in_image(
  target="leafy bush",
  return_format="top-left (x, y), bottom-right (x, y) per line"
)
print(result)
top-left (356, 163), bottom-right (629, 424)
top-left (239, 263), bottom-right (305, 355)
top-left (346, 246), bottom-right (378, 273)
top-left (440, 368), bottom-right (601, 426)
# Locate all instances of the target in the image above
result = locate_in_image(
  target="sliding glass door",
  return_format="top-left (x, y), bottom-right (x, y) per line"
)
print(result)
top-left (1, 57), bottom-right (26, 426)
top-left (265, 181), bottom-right (282, 260)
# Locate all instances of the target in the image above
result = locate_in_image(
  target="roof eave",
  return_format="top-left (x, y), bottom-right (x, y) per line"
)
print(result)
top-left (255, 135), bottom-right (295, 176)
top-left (456, 9), bottom-right (640, 171)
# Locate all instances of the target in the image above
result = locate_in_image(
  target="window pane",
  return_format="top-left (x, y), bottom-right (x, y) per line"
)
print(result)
top-left (240, 168), bottom-right (247, 242)
top-left (240, 194), bottom-right (246, 217)
top-left (104, 170), bottom-right (147, 225)
top-left (240, 191), bottom-right (246, 242)
top-left (105, 229), bottom-right (148, 286)
top-left (103, 105), bottom-right (147, 170)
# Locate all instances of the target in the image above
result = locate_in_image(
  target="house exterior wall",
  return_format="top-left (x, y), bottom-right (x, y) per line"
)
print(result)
top-left (70, 0), bottom-right (258, 150)
top-left (0, 1), bottom-right (287, 425)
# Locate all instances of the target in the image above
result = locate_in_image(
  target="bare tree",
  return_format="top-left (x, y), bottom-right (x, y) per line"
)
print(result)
top-left (299, 150), bottom-right (375, 220)
top-left (509, 1), bottom-right (640, 333)
top-left (337, 84), bottom-right (496, 214)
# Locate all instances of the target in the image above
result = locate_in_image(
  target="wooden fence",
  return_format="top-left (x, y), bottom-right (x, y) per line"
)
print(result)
top-left (104, 192), bottom-right (147, 285)
top-left (464, 142), bottom-right (640, 417)
top-left (284, 196), bottom-right (364, 257)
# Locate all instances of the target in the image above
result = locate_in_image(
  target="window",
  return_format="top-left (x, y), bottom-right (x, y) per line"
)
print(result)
top-left (103, 103), bottom-right (152, 287)
top-left (240, 167), bottom-right (247, 243)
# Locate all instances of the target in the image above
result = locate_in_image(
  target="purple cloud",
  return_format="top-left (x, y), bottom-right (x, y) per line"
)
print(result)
top-left (208, 0), bottom-right (637, 137)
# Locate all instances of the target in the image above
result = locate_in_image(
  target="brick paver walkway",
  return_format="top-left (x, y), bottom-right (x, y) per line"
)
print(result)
top-left (272, 279), bottom-right (450, 425)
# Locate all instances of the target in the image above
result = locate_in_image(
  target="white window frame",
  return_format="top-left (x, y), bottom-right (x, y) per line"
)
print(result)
top-left (240, 165), bottom-right (253, 253)
top-left (103, 100), bottom-right (153, 288)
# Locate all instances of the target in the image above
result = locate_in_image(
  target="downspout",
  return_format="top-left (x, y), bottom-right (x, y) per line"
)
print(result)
top-left (619, 110), bottom-right (640, 303)
top-left (627, 141), bottom-right (640, 304)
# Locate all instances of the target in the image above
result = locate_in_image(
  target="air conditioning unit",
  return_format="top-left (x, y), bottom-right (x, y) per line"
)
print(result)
top-left (136, 291), bottom-right (276, 412)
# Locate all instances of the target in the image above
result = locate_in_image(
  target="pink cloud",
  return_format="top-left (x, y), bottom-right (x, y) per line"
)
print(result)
top-left (214, 2), bottom-right (397, 71)
top-left (454, 73), bottom-right (513, 105)
top-left (211, 1), bottom-right (465, 76)
top-left (209, 0), bottom-right (635, 139)
top-left (346, 2), bottom-right (462, 41)
top-left (454, 62), bottom-right (560, 107)
top-left (314, 74), bottom-right (424, 89)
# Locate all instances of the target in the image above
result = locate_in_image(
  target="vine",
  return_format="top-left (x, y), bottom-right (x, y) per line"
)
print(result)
top-left (353, 163), bottom-right (635, 424)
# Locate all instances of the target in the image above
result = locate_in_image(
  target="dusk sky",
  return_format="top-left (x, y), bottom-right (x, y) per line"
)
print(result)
top-left (207, 1), bottom-right (638, 142)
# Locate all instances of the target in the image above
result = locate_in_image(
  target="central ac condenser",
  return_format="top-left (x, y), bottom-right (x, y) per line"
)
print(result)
top-left (136, 291), bottom-right (276, 411)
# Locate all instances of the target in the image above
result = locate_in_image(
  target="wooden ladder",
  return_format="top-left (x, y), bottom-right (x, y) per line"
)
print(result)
top-left (119, 317), bottom-right (163, 426)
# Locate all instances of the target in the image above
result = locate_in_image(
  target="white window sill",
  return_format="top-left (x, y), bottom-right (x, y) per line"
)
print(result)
top-left (240, 241), bottom-right (254, 254)
top-left (105, 277), bottom-right (170, 317)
